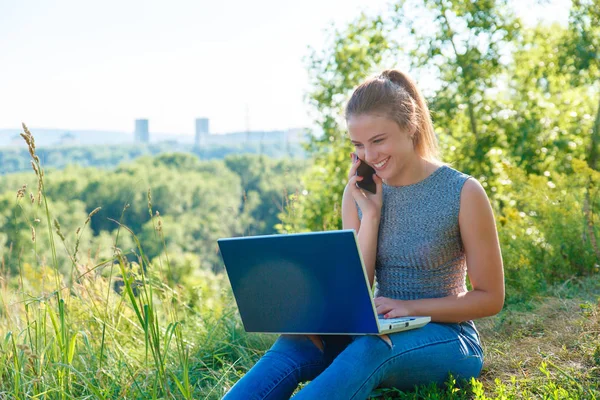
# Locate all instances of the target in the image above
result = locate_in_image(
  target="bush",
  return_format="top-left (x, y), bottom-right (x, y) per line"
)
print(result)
top-left (495, 159), bottom-right (600, 302)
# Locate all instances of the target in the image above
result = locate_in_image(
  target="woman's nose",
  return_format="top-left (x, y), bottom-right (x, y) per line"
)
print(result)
top-left (364, 147), bottom-right (378, 163)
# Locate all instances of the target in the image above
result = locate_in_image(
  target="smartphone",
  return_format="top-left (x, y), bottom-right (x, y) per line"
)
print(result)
top-left (354, 154), bottom-right (377, 194)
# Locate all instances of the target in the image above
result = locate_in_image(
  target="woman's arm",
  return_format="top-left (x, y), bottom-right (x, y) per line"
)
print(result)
top-left (342, 185), bottom-right (380, 287)
top-left (375, 178), bottom-right (505, 322)
top-left (342, 155), bottom-right (383, 287)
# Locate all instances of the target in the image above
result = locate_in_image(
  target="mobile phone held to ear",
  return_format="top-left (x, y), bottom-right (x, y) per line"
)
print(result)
top-left (355, 156), bottom-right (377, 194)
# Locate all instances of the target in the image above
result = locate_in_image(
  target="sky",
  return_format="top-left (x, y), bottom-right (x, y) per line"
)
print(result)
top-left (0, 0), bottom-right (571, 136)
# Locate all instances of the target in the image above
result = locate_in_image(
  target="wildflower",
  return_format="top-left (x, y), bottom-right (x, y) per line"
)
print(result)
top-left (16, 184), bottom-right (27, 199)
top-left (74, 225), bottom-right (83, 262)
top-left (155, 211), bottom-right (163, 232)
top-left (19, 133), bottom-right (31, 147)
top-left (17, 344), bottom-right (32, 356)
top-left (37, 175), bottom-right (43, 205)
top-left (31, 161), bottom-right (39, 177)
top-left (54, 219), bottom-right (66, 241)
top-left (85, 207), bottom-right (101, 224)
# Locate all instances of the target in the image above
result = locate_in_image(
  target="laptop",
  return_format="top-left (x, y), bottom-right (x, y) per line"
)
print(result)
top-left (217, 229), bottom-right (431, 335)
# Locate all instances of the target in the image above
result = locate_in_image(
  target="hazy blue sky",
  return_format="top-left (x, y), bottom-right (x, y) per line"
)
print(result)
top-left (0, 0), bottom-right (570, 135)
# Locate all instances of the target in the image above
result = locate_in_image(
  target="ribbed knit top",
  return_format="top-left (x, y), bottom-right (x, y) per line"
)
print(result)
top-left (357, 165), bottom-right (471, 300)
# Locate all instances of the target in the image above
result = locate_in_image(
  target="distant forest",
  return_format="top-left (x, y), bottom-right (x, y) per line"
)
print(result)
top-left (0, 152), bottom-right (308, 276)
top-left (0, 141), bottom-right (306, 174)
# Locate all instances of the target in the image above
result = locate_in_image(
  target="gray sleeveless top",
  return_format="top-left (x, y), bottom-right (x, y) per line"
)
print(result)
top-left (357, 165), bottom-right (471, 300)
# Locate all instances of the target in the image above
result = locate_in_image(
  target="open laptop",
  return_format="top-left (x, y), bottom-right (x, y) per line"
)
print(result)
top-left (217, 229), bottom-right (430, 335)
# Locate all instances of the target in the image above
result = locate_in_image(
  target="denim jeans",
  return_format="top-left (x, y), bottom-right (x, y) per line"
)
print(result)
top-left (223, 321), bottom-right (483, 400)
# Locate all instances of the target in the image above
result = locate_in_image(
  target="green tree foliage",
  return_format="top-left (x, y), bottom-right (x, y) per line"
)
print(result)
top-left (495, 160), bottom-right (600, 300)
top-left (0, 141), bottom-right (306, 175)
top-left (224, 154), bottom-right (307, 235)
top-left (562, 0), bottom-right (600, 169)
top-left (496, 24), bottom-right (596, 175)
top-left (0, 152), bottom-right (307, 276)
top-left (392, 0), bottom-right (519, 179)
top-left (0, 190), bottom-right (91, 275)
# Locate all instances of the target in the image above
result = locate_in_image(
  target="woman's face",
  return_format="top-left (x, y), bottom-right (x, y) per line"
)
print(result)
top-left (347, 113), bottom-right (416, 184)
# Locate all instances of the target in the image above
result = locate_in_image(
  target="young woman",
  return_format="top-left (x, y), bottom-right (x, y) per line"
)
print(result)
top-left (223, 69), bottom-right (504, 400)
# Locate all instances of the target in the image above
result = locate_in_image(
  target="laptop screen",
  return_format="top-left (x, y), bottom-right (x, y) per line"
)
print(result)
top-left (218, 230), bottom-right (380, 334)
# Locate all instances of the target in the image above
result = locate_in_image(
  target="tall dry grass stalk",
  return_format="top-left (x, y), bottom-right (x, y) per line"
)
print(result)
top-left (0, 124), bottom-right (197, 399)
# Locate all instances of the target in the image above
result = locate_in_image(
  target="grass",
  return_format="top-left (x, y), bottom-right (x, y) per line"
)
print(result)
top-left (481, 296), bottom-right (599, 382)
top-left (211, 279), bottom-right (600, 400)
top-left (0, 125), bottom-right (599, 399)
top-left (474, 282), bottom-right (600, 399)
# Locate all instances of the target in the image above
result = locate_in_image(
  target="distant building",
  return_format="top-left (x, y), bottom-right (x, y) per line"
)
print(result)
top-left (195, 118), bottom-right (209, 147)
top-left (135, 119), bottom-right (149, 143)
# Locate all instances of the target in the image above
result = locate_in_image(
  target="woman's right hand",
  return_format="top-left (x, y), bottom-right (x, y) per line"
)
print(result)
top-left (346, 153), bottom-right (383, 218)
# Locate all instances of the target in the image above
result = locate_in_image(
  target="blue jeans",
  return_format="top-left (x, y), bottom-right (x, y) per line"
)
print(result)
top-left (223, 321), bottom-right (483, 400)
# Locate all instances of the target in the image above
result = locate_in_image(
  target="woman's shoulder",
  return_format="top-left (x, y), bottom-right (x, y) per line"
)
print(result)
top-left (460, 177), bottom-right (488, 202)
top-left (435, 163), bottom-right (482, 191)
top-left (450, 171), bottom-right (490, 217)
top-left (424, 163), bottom-right (472, 195)
top-left (425, 164), bottom-right (485, 216)
top-left (436, 163), bottom-right (471, 182)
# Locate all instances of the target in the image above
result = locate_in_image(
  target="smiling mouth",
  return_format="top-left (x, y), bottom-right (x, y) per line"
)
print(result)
top-left (373, 157), bottom-right (390, 169)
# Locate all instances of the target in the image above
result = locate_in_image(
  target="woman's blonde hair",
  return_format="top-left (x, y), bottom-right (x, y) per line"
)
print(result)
top-left (345, 69), bottom-right (439, 162)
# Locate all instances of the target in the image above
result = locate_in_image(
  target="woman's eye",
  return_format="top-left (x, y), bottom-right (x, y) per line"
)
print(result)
top-left (374, 139), bottom-right (384, 144)
top-left (353, 143), bottom-right (363, 148)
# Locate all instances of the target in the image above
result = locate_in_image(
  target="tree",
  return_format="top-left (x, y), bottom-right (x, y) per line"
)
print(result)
top-left (499, 24), bottom-right (595, 174)
top-left (391, 0), bottom-right (519, 179)
top-left (562, 0), bottom-right (600, 169)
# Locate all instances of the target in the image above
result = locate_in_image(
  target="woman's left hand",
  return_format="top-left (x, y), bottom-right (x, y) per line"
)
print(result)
top-left (374, 297), bottom-right (412, 319)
